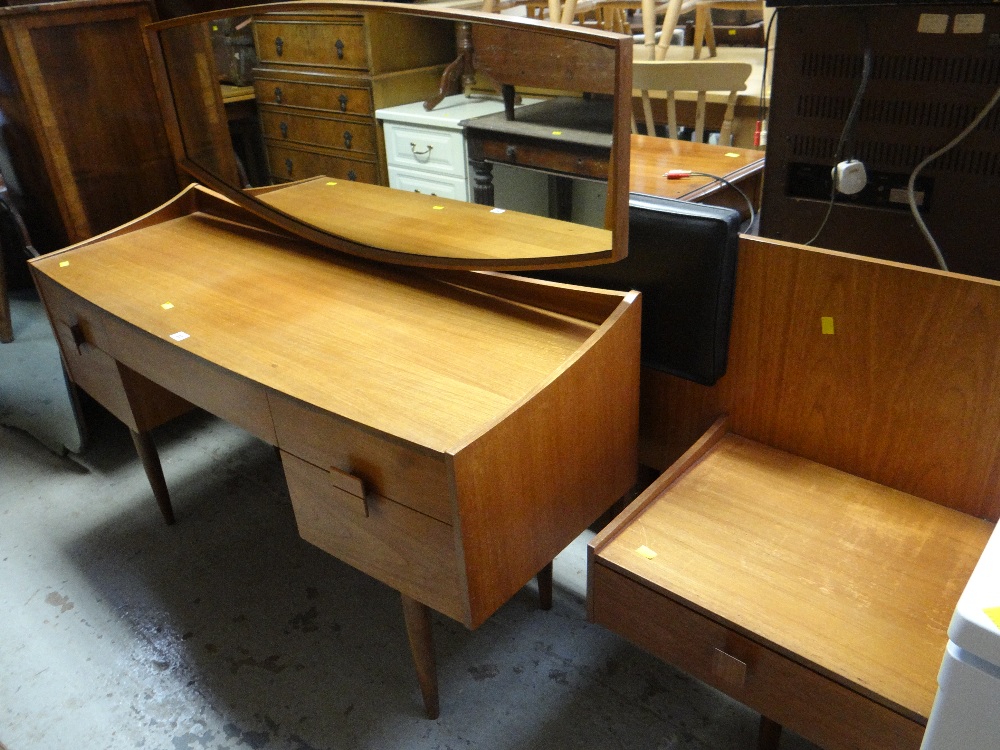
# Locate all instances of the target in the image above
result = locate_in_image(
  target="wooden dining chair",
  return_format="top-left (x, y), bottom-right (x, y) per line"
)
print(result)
top-left (691, 0), bottom-right (764, 58)
top-left (631, 59), bottom-right (752, 144)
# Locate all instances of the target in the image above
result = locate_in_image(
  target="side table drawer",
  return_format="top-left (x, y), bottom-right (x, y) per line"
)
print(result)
top-left (387, 166), bottom-right (468, 201)
top-left (253, 75), bottom-right (373, 117)
top-left (254, 19), bottom-right (368, 70)
top-left (270, 392), bottom-right (453, 523)
top-left (260, 108), bottom-right (376, 155)
top-left (382, 122), bottom-right (467, 176)
top-left (265, 142), bottom-right (378, 184)
top-left (282, 450), bottom-right (465, 621)
top-left (590, 564), bottom-right (925, 750)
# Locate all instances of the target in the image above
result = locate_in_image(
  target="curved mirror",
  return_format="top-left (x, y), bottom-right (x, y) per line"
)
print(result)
top-left (148, 2), bottom-right (631, 269)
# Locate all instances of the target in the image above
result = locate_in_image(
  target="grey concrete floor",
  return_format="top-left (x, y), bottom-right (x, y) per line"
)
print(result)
top-left (0, 291), bottom-right (820, 750)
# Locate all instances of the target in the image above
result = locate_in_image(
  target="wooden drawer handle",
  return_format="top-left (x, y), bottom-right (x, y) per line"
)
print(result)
top-left (55, 319), bottom-right (88, 354)
top-left (329, 466), bottom-right (368, 516)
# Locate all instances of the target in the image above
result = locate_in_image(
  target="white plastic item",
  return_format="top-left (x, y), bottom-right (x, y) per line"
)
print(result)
top-left (921, 523), bottom-right (1000, 750)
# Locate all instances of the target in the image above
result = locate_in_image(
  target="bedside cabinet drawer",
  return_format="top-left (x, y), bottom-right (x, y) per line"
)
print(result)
top-left (282, 451), bottom-right (465, 621)
top-left (260, 109), bottom-right (376, 155)
top-left (382, 122), bottom-right (467, 176)
top-left (253, 75), bottom-right (372, 117)
top-left (590, 564), bottom-right (925, 750)
top-left (265, 142), bottom-right (378, 184)
top-left (387, 167), bottom-right (468, 201)
top-left (254, 19), bottom-right (368, 70)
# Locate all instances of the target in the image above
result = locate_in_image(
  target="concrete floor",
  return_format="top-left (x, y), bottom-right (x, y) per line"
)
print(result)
top-left (0, 291), bottom-right (820, 750)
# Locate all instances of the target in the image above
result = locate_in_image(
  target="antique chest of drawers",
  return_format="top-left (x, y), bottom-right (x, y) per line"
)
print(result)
top-left (252, 10), bottom-right (455, 185)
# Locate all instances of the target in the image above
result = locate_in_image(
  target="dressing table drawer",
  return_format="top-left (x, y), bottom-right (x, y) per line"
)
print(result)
top-left (254, 18), bottom-right (368, 71)
top-left (260, 108), bottom-right (376, 155)
top-left (383, 122), bottom-right (467, 177)
top-left (270, 392), bottom-right (453, 523)
top-left (252, 75), bottom-right (373, 116)
top-left (282, 450), bottom-right (465, 620)
top-left (265, 141), bottom-right (377, 184)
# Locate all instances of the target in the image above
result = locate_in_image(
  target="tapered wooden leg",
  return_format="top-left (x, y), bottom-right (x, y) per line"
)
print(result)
top-left (401, 594), bottom-right (439, 719)
top-left (757, 715), bottom-right (782, 750)
top-left (129, 428), bottom-right (175, 525)
top-left (536, 561), bottom-right (553, 611)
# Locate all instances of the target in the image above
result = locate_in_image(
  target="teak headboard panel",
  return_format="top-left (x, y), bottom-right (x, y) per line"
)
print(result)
top-left (641, 236), bottom-right (1000, 522)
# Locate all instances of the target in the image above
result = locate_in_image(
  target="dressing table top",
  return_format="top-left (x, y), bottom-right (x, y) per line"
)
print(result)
top-left (33, 197), bottom-right (619, 452)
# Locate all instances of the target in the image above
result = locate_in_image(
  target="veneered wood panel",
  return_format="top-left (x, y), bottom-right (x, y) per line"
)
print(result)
top-left (0, 1), bottom-right (180, 248)
top-left (640, 237), bottom-right (1000, 521)
top-left (452, 291), bottom-right (641, 627)
top-left (597, 433), bottom-right (993, 722)
top-left (283, 450), bottom-right (466, 622)
top-left (472, 23), bottom-right (616, 95)
top-left (269, 391), bottom-right (453, 523)
top-left (34, 272), bottom-right (191, 432)
top-left (591, 564), bottom-right (927, 750)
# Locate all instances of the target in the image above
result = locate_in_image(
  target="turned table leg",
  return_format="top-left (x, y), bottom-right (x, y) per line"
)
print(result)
top-left (129, 428), bottom-right (175, 525)
top-left (401, 594), bottom-right (439, 719)
top-left (470, 159), bottom-right (495, 207)
top-left (536, 561), bottom-right (553, 611)
top-left (757, 715), bottom-right (782, 750)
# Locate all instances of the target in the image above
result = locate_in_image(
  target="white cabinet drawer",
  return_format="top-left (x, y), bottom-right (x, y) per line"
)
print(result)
top-left (387, 166), bottom-right (468, 201)
top-left (382, 122), bottom-right (467, 176)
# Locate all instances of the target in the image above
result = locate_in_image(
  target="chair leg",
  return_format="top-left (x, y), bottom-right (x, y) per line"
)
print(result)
top-left (757, 715), bottom-right (782, 750)
top-left (705, 9), bottom-right (718, 57)
top-left (401, 594), bottom-right (440, 719)
top-left (129, 428), bottom-right (175, 525)
top-left (536, 561), bottom-right (553, 610)
top-left (693, 6), bottom-right (708, 59)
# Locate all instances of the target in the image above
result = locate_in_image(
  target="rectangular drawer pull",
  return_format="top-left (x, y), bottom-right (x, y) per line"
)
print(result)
top-left (713, 648), bottom-right (748, 689)
top-left (329, 466), bottom-right (368, 516)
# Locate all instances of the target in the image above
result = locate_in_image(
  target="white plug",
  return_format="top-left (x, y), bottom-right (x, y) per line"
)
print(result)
top-left (833, 159), bottom-right (868, 195)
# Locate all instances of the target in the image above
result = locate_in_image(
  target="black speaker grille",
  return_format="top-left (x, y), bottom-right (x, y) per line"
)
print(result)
top-left (789, 134), bottom-right (1000, 176)
top-left (800, 53), bottom-right (1000, 85)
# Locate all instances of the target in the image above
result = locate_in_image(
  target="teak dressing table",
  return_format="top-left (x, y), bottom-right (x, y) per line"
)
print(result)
top-left (30, 184), bottom-right (641, 718)
top-left (28, 1), bottom-right (641, 719)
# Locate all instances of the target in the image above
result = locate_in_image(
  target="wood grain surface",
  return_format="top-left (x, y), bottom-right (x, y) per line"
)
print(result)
top-left (640, 237), bottom-right (1000, 522)
top-left (255, 177), bottom-right (614, 264)
top-left (33, 206), bottom-right (610, 453)
top-left (596, 433), bottom-right (993, 721)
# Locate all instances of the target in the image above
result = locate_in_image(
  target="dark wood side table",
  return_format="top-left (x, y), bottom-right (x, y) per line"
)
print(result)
top-left (463, 96), bottom-right (614, 217)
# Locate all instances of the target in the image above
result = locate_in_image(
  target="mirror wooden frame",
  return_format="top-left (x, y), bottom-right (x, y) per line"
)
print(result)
top-left (146, 1), bottom-right (633, 270)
